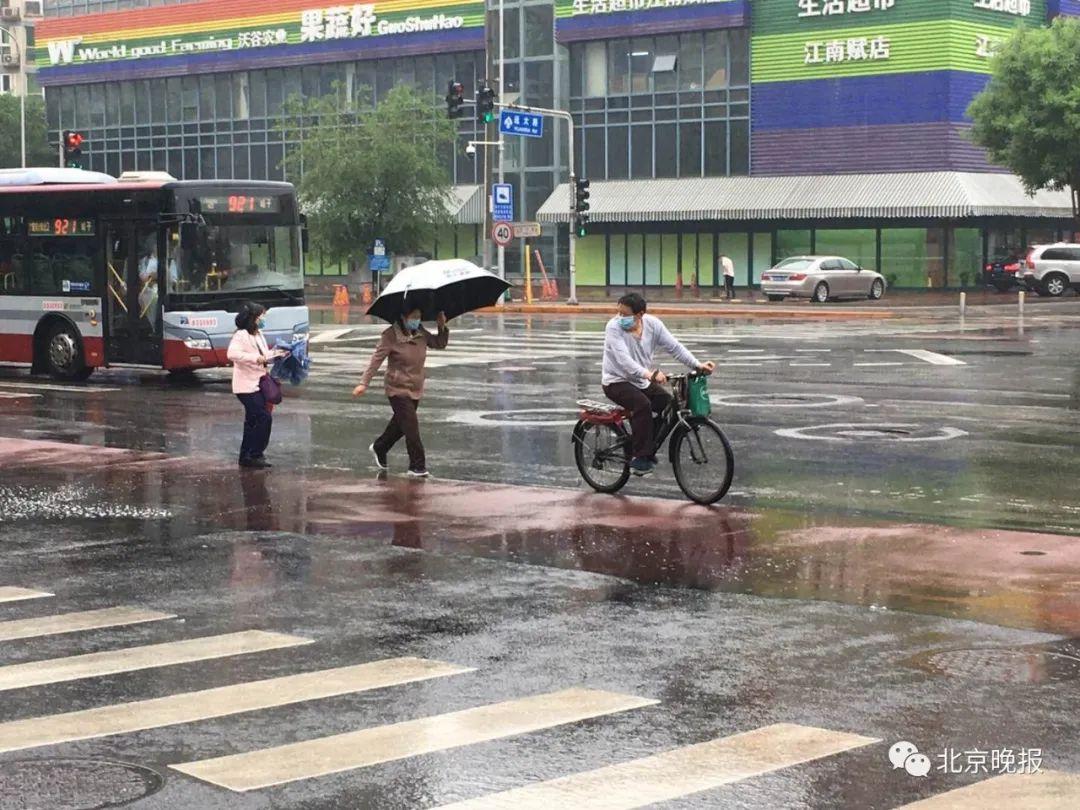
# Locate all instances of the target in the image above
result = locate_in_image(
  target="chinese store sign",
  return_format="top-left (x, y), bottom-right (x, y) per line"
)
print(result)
top-left (804, 34), bottom-right (890, 64)
top-left (797, 0), bottom-right (895, 17)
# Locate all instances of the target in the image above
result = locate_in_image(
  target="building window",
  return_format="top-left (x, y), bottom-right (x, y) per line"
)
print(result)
top-left (572, 29), bottom-right (750, 180)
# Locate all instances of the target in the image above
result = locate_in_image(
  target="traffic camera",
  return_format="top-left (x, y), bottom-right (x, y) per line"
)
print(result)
top-left (61, 130), bottom-right (85, 170)
top-left (445, 80), bottom-right (464, 119)
top-left (465, 143), bottom-right (476, 159)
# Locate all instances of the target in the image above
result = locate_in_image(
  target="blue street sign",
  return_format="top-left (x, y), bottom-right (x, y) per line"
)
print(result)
top-left (499, 110), bottom-right (544, 139)
top-left (492, 182), bottom-right (514, 222)
top-left (368, 254), bottom-right (391, 272)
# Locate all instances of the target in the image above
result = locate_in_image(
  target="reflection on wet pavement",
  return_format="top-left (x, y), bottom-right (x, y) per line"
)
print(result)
top-left (4, 437), bottom-right (1079, 637)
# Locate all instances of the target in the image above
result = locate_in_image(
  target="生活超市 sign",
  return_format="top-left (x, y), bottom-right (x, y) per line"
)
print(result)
top-left (35, 0), bottom-right (485, 72)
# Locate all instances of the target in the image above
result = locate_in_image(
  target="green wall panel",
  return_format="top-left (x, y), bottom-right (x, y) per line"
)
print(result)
top-left (576, 235), bottom-right (607, 286)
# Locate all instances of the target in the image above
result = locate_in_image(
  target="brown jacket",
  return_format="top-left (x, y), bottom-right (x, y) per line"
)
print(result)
top-left (360, 322), bottom-right (449, 399)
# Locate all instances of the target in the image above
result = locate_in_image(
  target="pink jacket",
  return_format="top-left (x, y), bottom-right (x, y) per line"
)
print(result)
top-left (227, 329), bottom-right (269, 394)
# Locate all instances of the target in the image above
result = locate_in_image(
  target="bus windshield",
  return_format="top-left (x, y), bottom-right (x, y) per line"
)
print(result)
top-left (170, 224), bottom-right (302, 296)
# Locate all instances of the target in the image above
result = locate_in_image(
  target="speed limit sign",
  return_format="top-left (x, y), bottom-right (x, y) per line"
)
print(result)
top-left (492, 221), bottom-right (513, 247)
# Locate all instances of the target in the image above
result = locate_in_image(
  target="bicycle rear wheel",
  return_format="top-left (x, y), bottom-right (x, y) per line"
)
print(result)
top-left (671, 417), bottom-right (734, 505)
top-left (573, 420), bottom-right (631, 494)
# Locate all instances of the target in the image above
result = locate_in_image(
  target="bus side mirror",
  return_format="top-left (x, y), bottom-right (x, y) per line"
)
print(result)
top-left (180, 222), bottom-right (198, 251)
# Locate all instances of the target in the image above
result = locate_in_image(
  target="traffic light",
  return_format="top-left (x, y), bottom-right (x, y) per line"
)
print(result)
top-left (445, 80), bottom-right (464, 119)
top-left (61, 130), bottom-right (85, 169)
top-left (476, 81), bottom-right (495, 124)
top-left (572, 176), bottom-right (591, 237)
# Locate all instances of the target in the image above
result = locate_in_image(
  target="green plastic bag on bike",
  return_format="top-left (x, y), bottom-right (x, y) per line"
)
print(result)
top-left (688, 375), bottom-right (711, 417)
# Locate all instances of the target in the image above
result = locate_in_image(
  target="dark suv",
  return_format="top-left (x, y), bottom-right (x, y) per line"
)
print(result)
top-left (983, 250), bottom-right (1025, 292)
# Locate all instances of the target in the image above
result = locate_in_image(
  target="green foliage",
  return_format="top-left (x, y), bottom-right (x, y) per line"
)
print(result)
top-left (0, 95), bottom-right (57, 169)
top-left (968, 18), bottom-right (1080, 223)
top-left (280, 85), bottom-right (457, 264)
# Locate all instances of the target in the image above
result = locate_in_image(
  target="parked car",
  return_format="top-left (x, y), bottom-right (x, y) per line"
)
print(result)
top-left (983, 250), bottom-right (1026, 292)
top-left (760, 256), bottom-right (887, 303)
top-left (1019, 243), bottom-right (1080, 297)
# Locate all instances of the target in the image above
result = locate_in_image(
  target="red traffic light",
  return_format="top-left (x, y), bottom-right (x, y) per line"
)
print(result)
top-left (65, 132), bottom-right (84, 148)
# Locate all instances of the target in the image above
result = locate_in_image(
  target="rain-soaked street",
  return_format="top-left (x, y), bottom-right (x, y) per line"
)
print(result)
top-left (2, 304), bottom-right (1080, 808)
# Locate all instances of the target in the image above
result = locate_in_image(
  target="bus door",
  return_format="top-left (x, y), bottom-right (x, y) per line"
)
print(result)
top-left (104, 221), bottom-right (162, 365)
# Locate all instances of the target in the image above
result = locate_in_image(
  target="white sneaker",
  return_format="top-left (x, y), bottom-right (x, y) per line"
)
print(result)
top-left (370, 444), bottom-right (388, 470)
top-left (406, 468), bottom-right (430, 478)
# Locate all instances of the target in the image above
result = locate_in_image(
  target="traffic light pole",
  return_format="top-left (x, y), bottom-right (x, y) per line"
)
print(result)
top-left (495, 102), bottom-right (578, 305)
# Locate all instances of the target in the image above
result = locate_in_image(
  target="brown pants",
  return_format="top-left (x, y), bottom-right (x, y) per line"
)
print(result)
top-left (374, 397), bottom-right (425, 471)
top-left (603, 381), bottom-right (672, 461)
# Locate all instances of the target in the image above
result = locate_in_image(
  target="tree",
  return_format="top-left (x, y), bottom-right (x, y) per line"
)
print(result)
top-left (968, 18), bottom-right (1080, 233)
top-left (0, 95), bottom-right (57, 169)
top-left (280, 85), bottom-right (457, 265)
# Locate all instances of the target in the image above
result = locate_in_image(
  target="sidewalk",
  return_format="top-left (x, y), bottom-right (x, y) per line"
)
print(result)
top-left (308, 287), bottom-right (1079, 320)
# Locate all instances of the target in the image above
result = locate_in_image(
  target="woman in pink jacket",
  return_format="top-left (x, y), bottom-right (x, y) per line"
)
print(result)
top-left (227, 302), bottom-right (283, 469)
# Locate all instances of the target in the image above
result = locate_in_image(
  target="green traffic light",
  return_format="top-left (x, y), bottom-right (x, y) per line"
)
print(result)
top-left (577, 227), bottom-right (587, 238)
top-left (483, 112), bottom-right (495, 123)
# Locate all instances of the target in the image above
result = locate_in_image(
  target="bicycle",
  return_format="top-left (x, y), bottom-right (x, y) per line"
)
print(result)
top-left (572, 371), bottom-right (735, 505)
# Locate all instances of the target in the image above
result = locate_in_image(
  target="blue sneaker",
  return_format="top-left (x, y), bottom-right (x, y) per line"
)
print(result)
top-left (630, 458), bottom-right (655, 477)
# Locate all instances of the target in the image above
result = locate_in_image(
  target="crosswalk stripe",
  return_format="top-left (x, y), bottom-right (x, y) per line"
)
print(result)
top-left (437, 723), bottom-right (878, 809)
top-left (0, 630), bottom-right (311, 692)
top-left (896, 769), bottom-right (1080, 808)
top-left (0, 606), bottom-right (176, 643)
top-left (0, 588), bottom-right (52, 604)
top-left (170, 687), bottom-right (658, 792)
top-left (0, 656), bottom-right (472, 755)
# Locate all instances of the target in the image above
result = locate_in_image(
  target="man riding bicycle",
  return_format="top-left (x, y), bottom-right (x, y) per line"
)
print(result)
top-left (602, 293), bottom-right (716, 477)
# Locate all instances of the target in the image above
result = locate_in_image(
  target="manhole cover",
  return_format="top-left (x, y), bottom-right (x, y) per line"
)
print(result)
top-left (908, 648), bottom-right (1080, 684)
top-left (712, 393), bottom-right (864, 409)
top-left (774, 423), bottom-right (968, 443)
top-left (0, 759), bottom-right (163, 810)
top-left (444, 409), bottom-right (580, 427)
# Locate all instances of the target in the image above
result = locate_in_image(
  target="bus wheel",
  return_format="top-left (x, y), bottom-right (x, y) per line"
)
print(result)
top-left (45, 323), bottom-right (93, 381)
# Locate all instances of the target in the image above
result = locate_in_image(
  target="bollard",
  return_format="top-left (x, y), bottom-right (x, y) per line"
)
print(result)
top-left (525, 242), bottom-right (533, 304)
top-left (1018, 289), bottom-right (1025, 316)
top-left (959, 291), bottom-right (966, 317)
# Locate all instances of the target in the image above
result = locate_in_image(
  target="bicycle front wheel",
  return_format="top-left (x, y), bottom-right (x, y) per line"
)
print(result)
top-left (573, 420), bottom-right (631, 494)
top-left (671, 417), bottom-right (734, 505)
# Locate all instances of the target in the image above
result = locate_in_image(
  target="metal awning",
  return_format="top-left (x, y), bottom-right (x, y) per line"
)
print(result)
top-left (536, 172), bottom-right (1076, 223)
top-left (448, 184), bottom-right (483, 225)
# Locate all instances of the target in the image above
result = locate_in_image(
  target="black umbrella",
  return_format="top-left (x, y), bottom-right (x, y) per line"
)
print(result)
top-left (366, 259), bottom-right (511, 322)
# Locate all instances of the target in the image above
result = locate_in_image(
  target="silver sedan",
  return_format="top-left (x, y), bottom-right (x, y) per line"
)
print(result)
top-left (760, 256), bottom-right (887, 303)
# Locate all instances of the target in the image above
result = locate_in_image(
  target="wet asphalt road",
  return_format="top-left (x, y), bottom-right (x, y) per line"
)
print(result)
top-left (1, 305), bottom-right (1079, 808)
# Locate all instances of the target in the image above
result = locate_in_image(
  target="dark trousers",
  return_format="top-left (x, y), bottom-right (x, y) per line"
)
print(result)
top-left (603, 382), bottom-right (672, 461)
top-left (374, 396), bottom-right (425, 471)
top-left (724, 275), bottom-right (735, 299)
top-left (237, 391), bottom-right (272, 462)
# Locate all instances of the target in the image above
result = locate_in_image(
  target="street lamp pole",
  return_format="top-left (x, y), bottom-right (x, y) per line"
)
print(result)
top-left (0, 25), bottom-right (26, 168)
top-left (496, 0), bottom-right (505, 286)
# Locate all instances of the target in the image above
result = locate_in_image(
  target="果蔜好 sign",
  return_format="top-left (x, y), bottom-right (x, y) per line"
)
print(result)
top-left (36, 0), bottom-right (485, 71)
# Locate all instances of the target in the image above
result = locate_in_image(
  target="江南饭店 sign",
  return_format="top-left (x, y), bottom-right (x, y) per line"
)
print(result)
top-left (36, 0), bottom-right (485, 70)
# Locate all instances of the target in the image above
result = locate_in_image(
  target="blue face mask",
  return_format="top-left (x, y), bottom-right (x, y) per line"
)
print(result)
top-left (405, 318), bottom-right (421, 332)
top-left (618, 315), bottom-right (636, 331)
top-left (256, 317), bottom-right (266, 330)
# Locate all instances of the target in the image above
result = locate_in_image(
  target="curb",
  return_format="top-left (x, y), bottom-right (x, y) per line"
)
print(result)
top-left (470, 303), bottom-right (898, 319)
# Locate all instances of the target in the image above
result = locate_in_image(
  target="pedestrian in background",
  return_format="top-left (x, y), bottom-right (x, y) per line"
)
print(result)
top-left (228, 302), bottom-right (284, 469)
top-left (720, 253), bottom-right (736, 301)
top-left (353, 303), bottom-right (449, 478)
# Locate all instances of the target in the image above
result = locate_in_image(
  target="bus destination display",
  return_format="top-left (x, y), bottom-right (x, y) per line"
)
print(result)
top-left (198, 195), bottom-right (280, 214)
top-left (28, 219), bottom-right (95, 237)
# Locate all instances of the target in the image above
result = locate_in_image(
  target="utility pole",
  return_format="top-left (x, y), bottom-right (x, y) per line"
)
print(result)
top-left (496, 0), bottom-right (506, 284)
top-left (482, 9), bottom-right (497, 279)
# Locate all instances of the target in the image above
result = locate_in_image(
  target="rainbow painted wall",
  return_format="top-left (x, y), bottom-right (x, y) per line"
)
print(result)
top-left (751, 0), bottom-right (1048, 175)
top-left (34, 0), bottom-right (486, 85)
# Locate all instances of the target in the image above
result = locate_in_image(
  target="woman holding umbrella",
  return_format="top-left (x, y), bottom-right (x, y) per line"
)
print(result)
top-left (352, 303), bottom-right (449, 477)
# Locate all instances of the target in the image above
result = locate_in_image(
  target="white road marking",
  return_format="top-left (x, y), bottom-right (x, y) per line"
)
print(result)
top-left (0, 606), bottom-right (175, 643)
top-left (170, 688), bottom-right (658, 792)
top-left (854, 362), bottom-right (905, 367)
top-left (896, 769), bottom-right (1080, 808)
top-left (0, 393), bottom-right (41, 400)
top-left (0, 657), bottom-right (472, 755)
top-left (865, 349), bottom-right (967, 366)
top-left (789, 363), bottom-right (832, 367)
top-left (438, 723), bottom-right (878, 810)
top-left (0, 382), bottom-right (121, 393)
top-left (0, 630), bottom-right (311, 692)
top-left (308, 328), bottom-right (356, 344)
top-left (0, 588), bottom-right (52, 604)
